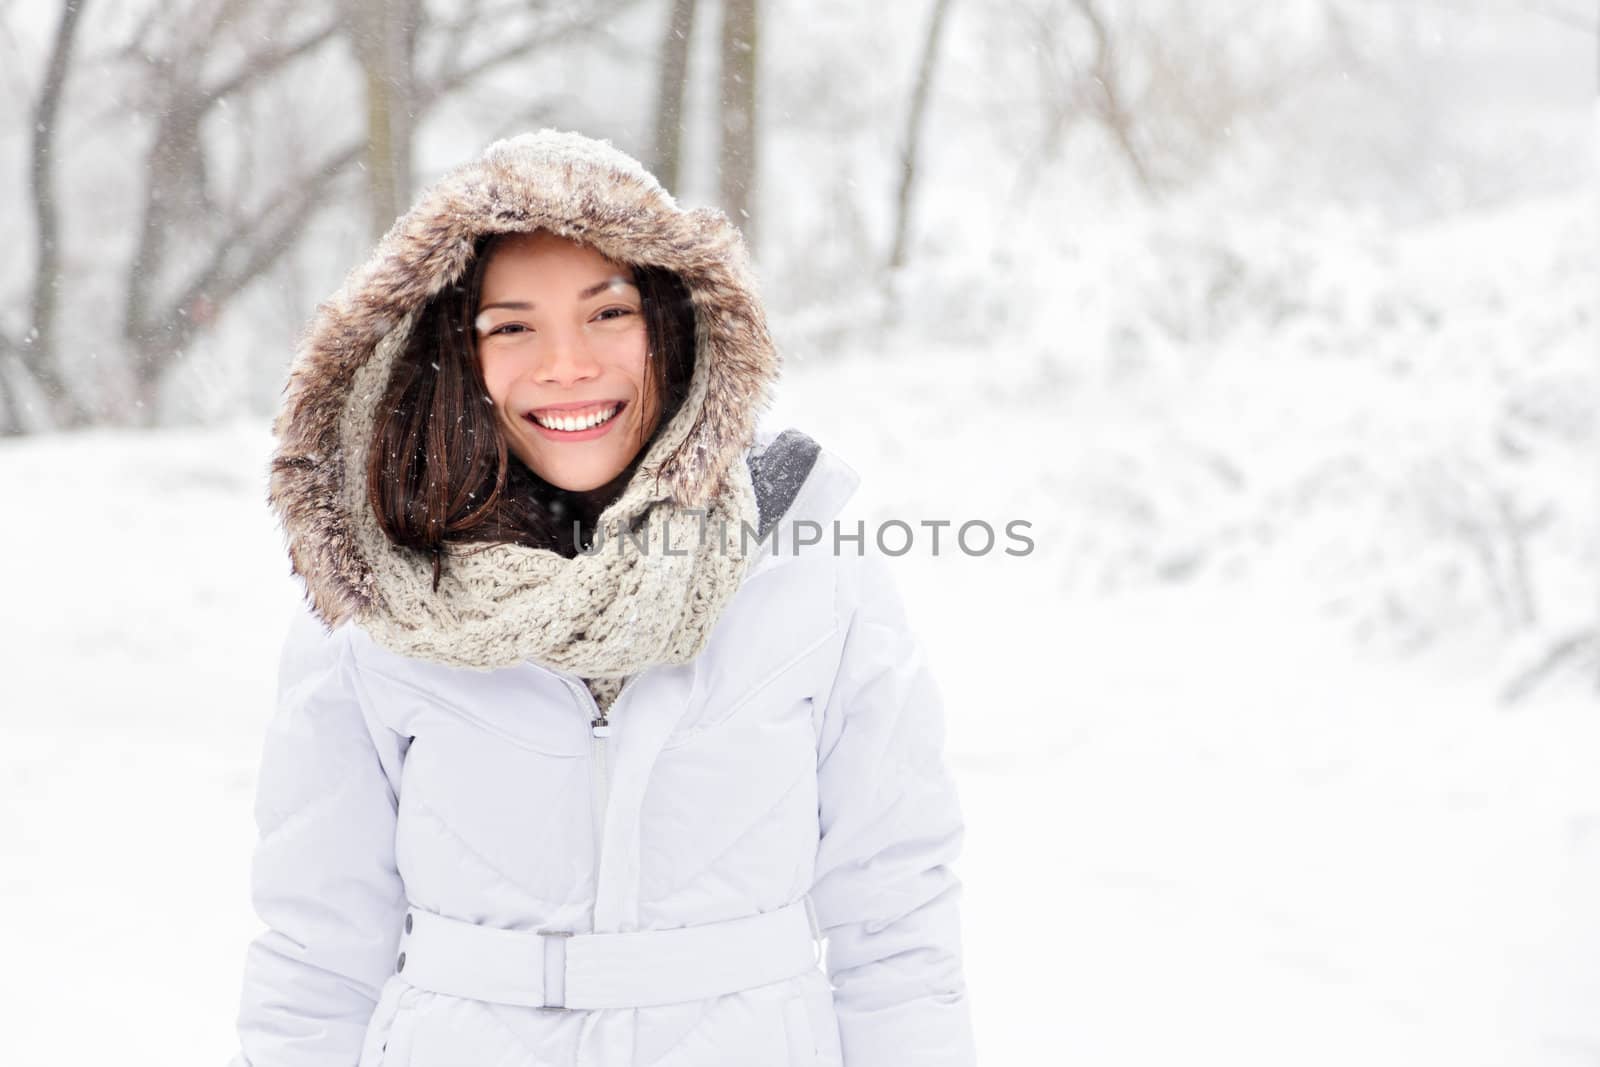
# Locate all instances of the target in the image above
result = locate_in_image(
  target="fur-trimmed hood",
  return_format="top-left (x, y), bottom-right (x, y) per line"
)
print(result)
top-left (266, 130), bottom-right (781, 641)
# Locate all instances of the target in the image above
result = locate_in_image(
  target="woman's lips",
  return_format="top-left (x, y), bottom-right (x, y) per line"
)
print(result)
top-left (528, 399), bottom-right (626, 416)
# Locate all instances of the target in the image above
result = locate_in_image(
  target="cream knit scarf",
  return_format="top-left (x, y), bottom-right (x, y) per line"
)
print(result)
top-left (338, 317), bottom-right (761, 712)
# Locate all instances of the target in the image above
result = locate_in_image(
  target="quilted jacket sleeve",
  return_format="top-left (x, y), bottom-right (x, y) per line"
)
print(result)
top-left (809, 552), bottom-right (979, 1066)
top-left (228, 608), bottom-right (409, 1067)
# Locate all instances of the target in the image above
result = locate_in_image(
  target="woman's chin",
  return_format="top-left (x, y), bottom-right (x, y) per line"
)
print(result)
top-left (507, 417), bottom-right (653, 497)
top-left (527, 456), bottom-right (632, 495)
top-left (560, 477), bottom-right (617, 495)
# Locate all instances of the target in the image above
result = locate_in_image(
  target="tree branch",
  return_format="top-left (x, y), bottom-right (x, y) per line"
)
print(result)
top-left (1072, 0), bottom-right (1156, 193)
top-left (139, 142), bottom-right (365, 370)
top-left (419, 1), bottom-right (640, 105)
top-left (206, 17), bottom-right (339, 102)
top-left (121, 13), bottom-right (343, 388)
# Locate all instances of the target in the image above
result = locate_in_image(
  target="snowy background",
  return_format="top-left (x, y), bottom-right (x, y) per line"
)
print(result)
top-left (1, 0), bottom-right (1597, 1063)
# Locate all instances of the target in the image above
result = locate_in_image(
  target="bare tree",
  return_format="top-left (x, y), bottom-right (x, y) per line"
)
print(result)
top-left (718, 0), bottom-right (759, 249)
top-left (887, 0), bottom-right (955, 274)
top-left (2, 0), bottom-right (92, 435)
top-left (117, 3), bottom-right (347, 424)
top-left (1072, 0), bottom-right (1155, 193)
top-left (650, 0), bottom-right (697, 195)
top-left (991, 0), bottom-right (1333, 212)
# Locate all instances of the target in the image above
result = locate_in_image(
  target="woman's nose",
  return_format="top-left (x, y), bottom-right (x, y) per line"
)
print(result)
top-left (533, 333), bottom-right (600, 386)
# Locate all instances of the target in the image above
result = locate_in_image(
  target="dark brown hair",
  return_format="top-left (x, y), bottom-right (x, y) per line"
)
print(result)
top-left (366, 231), bottom-right (698, 588)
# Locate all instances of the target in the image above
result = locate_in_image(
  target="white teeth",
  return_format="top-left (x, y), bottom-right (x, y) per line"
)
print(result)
top-left (534, 404), bottom-right (619, 431)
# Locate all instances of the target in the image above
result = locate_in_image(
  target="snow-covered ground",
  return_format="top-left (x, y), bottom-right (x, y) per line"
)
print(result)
top-left (3, 189), bottom-right (1597, 1065)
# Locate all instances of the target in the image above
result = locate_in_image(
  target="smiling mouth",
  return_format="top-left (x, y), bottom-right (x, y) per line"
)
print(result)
top-left (523, 401), bottom-right (625, 432)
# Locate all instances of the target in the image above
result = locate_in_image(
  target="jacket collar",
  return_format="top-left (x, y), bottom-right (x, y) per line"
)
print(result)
top-left (744, 427), bottom-right (862, 578)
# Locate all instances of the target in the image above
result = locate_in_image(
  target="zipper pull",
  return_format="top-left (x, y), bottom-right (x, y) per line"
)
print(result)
top-left (591, 713), bottom-right (611, 739)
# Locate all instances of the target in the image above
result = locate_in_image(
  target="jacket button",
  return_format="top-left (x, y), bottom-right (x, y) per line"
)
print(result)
top-left (405, 913), bottom-right (413, 934)
top-left (396, 951), bottom-right (406, 972)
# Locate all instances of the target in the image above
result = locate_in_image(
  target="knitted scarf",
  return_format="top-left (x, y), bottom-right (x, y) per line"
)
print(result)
top-left (338, 315), bottom-right (761, 705)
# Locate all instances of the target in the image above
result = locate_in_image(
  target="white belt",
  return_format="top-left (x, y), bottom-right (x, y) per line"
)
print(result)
top-left (394, 896), bottom-right (823, 1010)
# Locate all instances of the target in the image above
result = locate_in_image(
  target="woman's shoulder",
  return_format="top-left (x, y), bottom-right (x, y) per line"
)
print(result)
top-left (278, 597), bottom-right (418, 698)
top-left (742, 426), bottom-right (862, 563)
top-left (278, 602), bottom-right (357, 678)
top-left (734, 428), bottom-right (913, 640)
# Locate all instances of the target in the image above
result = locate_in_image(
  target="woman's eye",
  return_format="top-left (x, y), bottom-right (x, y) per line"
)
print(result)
top-left (489, 323), bottom-right (528, 336)
top-left (595, 306), bottom-right (636, 322)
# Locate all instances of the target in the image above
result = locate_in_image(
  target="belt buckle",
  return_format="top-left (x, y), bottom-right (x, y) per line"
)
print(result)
top-left (533, 929), bottom-right (573, 1012)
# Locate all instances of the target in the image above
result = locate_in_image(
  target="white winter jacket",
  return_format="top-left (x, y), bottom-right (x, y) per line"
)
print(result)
top-left (230, 439), bottom-right (976, 1067)
top-left (229, 130), bottom-right (976, 1066)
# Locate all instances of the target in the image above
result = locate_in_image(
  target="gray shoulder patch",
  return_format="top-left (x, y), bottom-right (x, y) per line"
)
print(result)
top-left (746, 428), bottom-right (822, 538)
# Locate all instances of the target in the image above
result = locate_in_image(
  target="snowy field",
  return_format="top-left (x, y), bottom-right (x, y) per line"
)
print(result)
top-left (4, 188), bottom-right (1598, 1065)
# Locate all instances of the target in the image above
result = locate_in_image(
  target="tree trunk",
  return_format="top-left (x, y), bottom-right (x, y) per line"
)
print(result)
top-left (351, 0), bottom-right (421, 242)
top-left (21, 0), bottom-right (92, 430)
top-left (651, 0), bottom-right (697, 195)
top-left (0, 340), bottom-right (25, 437)
top-left (888, 0), bottom-right (955, 274)
top-left (718, 0), bottom-right (759, 251)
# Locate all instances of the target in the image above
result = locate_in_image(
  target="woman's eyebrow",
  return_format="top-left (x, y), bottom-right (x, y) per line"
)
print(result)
top-left (578, 275), bottom-right (638, 300)
top-left (479, 276), bottom-right (638, 314)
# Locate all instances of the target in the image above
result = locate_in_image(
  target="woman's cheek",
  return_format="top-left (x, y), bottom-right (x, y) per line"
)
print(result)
top-left (479, 355), bottom-right (513, 408)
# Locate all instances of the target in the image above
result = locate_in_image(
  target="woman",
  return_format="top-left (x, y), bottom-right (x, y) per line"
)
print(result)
top-left (229, 129), bottom-right (977, 1067)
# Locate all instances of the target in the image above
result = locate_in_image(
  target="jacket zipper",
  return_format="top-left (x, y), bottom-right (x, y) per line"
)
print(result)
top-left (558, 673), bottom-right (639, 928)
top-left (589, 704), bottom-right (611, 848)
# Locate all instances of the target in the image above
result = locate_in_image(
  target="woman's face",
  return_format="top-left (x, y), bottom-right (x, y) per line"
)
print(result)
top-left (475, 231), bottom-right (660, 493)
